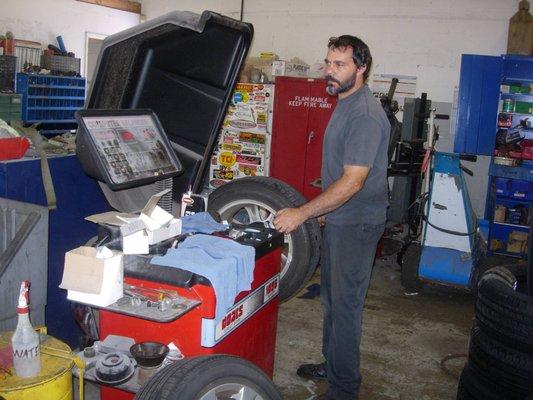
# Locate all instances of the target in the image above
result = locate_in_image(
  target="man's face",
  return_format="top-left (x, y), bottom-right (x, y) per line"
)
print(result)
top-left (324, 46), bottom-right (360, 96)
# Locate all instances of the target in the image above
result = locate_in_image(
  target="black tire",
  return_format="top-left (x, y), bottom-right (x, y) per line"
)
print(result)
top-left (456, 375), bottom-right (475, 400)
top-left (470, 254), bottom-right (526, 295)
top-left (134, 355), bottom-right (283, 400)
top-left (475, 265), bottom-right (533, 353)
top-left (469, 325), bottom-right (533, 394)
top-left (458, 362), bottom-right (526, 400)
top-left (208, 176), bottom-right (321, 301)
top-left (400, 243), bottom-right (422, 292)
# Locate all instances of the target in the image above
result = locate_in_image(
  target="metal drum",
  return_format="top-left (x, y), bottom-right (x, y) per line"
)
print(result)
top-left (0, 332), bottom-right (77, 400)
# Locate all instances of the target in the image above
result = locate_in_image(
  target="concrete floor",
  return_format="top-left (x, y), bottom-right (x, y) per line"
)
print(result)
top-left (274, 256), bottom-right (474, 400)
top-left (78, 254), bottom-right (474, 400)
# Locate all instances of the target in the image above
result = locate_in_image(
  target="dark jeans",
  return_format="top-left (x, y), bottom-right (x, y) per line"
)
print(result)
top-left (321, 222), bottom-right (385, 400)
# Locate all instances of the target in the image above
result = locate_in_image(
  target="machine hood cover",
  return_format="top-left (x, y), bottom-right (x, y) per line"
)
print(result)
top-left (83, 10), bottom-right (253, 212)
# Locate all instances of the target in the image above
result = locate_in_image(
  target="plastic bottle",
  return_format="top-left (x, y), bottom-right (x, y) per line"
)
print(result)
top-left (11, 281), bottom-right (41, 378)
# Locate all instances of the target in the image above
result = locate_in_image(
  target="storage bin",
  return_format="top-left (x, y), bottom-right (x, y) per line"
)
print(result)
top-left (40, 53), bottom-right (81, 74)
top-left (0, 93), bottom-right (21, 122)
top-left (495, 177), bottom-right (510, 197)
top-left (0, 55), bottom-right (16, 92)
top-left (510, 179), bottom-right (530, 200)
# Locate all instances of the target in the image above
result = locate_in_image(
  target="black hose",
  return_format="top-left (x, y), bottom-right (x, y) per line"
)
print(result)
top-left (420, 193), bottom-right (477, 236)
top-left (407, 192), bottom-right (477, 237)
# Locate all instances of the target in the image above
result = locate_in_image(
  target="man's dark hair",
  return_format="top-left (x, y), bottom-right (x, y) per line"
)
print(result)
top-left (328, 35), bottom-right (372, 81)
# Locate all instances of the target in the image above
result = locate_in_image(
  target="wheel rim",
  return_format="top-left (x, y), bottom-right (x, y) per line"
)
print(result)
top-left (199, 382), bottom-right (264, 400)
top-left (214, 199), bottom-right (293, 280)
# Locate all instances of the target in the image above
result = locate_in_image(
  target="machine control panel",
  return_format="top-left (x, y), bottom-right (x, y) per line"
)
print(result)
top-left (76, 109), bottom-right (183, 190)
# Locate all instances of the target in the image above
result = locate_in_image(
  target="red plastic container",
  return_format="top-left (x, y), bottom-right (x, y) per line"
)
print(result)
top-left (0, 137), bottom-right (30, 160)
top-left (0, 39), bottom-right (15, 56)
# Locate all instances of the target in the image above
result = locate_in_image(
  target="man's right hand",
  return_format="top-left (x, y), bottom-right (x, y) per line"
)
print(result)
top-left (273, 207), bottom-right (307, 234)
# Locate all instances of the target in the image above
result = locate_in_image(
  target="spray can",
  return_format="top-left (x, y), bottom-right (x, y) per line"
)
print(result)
top-left (11, 281), bottom-right (41, 378)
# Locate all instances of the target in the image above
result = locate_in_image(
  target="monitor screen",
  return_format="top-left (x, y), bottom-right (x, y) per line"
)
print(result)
top-left (77, 110), bottom-right (183, 190)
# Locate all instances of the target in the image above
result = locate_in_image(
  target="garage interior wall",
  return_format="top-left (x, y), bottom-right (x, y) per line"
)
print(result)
top-left (141, 0), bottom-right (517, 104)
top-left (0, 0), bottom-right (518, 217)
top-left (143, 0), bottom-right (516, 217)
top-left (0, 0), bottom-right (140, 77)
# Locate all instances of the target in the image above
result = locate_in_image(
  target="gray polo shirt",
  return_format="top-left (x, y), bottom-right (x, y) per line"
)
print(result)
top-left (321, 84), bottom-right (390, 225)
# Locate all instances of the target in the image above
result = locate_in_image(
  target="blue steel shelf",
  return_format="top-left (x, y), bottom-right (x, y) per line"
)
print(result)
top-left (28, 95), bottom-right (86, 100)
top-left (16, 73), bottom-right (85, 126)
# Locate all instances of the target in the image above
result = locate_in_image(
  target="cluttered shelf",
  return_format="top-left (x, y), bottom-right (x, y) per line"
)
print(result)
top-left (493, 221), bottom-right (529, 229)
top-left (500, 93), bottom-right (533, 102)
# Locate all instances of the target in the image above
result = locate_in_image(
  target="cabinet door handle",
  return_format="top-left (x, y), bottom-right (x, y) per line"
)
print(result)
top-left (307, 131), bottom-right (315, 144)
top-left (310, 178), bottom-right (322, 188)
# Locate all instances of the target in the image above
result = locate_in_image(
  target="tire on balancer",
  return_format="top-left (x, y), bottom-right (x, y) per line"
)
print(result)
top-left (208, 176), bottom-right (321, 302)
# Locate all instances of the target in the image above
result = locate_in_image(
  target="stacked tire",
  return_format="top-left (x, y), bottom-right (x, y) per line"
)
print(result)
top-left (457, 266), bottom-right (533, 399)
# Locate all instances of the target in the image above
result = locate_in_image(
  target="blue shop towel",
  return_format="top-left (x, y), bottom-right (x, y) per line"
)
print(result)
top-left (181, 234), bottom-right (255, 293)
top-left (181, 212), bottom-right (227, 234)
top-left (150, 235), bottom-right (255, 322)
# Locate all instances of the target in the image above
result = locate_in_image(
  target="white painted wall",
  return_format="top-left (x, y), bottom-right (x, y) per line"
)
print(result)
top-left (141, 0), bottom-right (518, 218)
top-left (141, 0), bottom-right (242, 20)
top-left (141, 0), bottom-right (517, 104)
top-left (0, 0), bottom-right (140, 77)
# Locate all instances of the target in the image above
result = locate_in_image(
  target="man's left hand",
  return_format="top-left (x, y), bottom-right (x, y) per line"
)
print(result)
top-left (274, 207), bottom-right (306, 234)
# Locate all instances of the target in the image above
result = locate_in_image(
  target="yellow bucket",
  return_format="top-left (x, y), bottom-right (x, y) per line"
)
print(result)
top-left (0, 331), bottom-right (84, 400)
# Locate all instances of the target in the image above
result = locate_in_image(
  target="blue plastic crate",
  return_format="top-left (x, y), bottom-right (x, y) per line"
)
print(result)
top-left (16, 73), bottom-right (85, 125)
top-left (489, 160), bottom-right (533, 182)
top-left (495, 177), bottom-right (510, 197)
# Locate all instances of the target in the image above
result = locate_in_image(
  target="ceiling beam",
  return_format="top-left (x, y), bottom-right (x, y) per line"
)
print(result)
top-left (76, 0), bottom-right (141, 15)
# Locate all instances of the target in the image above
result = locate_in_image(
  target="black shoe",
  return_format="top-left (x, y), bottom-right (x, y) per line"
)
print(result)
top-left (297, 362), bottom-right (328, 380)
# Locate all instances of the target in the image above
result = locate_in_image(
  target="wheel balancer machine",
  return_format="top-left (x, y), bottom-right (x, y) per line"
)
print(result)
top-left (66, 11), bottom-right (285, 400)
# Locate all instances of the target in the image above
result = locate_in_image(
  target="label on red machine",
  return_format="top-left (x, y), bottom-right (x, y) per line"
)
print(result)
top-left (201, 274), bottom-right (280, 347)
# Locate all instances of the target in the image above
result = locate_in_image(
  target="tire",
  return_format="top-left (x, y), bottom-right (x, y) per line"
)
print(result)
top-left (134, 355), bottom-right (283, 400)
top-left (468, 325), bottom-right (533, 395)
top-left (208, 177), bottom-right (321, 301)
top-left (400, 243), bottom-right (422, 292)
top-left (456, 376), bottom-right (475, 400)
top-left (475, 265), bottom-right (533, 353)
top-left (470, 254), bottom-right (526, 295)
top-left (458, 362), bottom-right (526, 400)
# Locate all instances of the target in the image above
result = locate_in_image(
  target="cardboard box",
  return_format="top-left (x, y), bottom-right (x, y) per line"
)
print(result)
top-left (85, 190), bottom-right (182, 253)
top-left (147, 218), bottom-right (182, 244)
top-left (60, 246), bottom-right (123, 307)
top-left (272, 60), bottom-right (309, 78)
top-left (139, 189), bottom-right (174, 230)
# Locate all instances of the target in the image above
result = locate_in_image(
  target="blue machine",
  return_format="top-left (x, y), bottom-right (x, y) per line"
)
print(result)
top-left (412, 152), bottom-right (483, 290)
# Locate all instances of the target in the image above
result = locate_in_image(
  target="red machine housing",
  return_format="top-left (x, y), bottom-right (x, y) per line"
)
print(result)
top-left (99, 236), bottom-right (282, 400)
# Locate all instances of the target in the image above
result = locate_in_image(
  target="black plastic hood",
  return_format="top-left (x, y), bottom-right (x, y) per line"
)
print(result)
top-left (84, 11), bottom-right (253, 208)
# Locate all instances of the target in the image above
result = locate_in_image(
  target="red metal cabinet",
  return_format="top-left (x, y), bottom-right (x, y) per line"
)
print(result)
top-left (270, 76), bottom-right (336, 200)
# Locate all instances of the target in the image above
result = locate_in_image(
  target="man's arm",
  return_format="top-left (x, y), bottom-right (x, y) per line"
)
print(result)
top-left (273, 165), bottom-right (370, 233)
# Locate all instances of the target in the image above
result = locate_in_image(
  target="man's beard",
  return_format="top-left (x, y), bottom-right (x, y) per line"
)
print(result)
top-left (325, 74), bottom-right (356, 96)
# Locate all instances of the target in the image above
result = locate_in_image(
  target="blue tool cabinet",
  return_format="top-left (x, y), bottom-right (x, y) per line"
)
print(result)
top-left (455, 54), bottom-right (532, 259)
top-left (16, 73), bottom-right (85, 125)
top-left (454, 55), bottom-right (532, 156)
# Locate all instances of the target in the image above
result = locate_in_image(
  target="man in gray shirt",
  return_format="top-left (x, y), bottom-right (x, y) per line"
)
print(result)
top-left (274, 35), bottom-right (390, 400)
